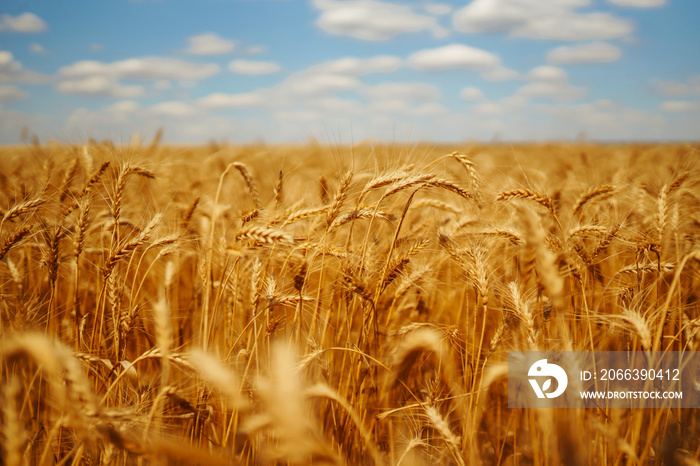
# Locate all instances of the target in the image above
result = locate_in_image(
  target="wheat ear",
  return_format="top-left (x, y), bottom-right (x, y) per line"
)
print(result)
top-left (572, 185), bottom-right (616, 216)
top-left (497, 188), bottom-right (556, 215)
top-left (326, 170), bottom-right (353, 226)
top-left (0, 225), bottom-right (32, 260)
top-left (233, 162), bottom-right (262, 210)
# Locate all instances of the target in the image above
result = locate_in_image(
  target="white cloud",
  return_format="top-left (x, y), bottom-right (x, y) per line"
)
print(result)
top-left (63, 101), bottom-right (143, 131)
top-left (0, 52), bottom-right (17, 68)
top-left (63, 100), bottom-right (260, 143)
top-left (447, 98), bottom-right (672, 140)
top-left (150, 101), bottom-right (197, 117)
top-left (178, 80), bottom-right (197, 89)
top-left (516, 81), bottom-right (585, 101)
top-left (608, 0), bottom-right (665, 7)
top-left (246, 45), bottom-right (267, 55)
top-left (460, 86), bottom-right (484, 100)
top-left (548, 42), bottom-right (621, 64)
top-left (500, 95), bottom-right (529, 107)
top-left (408, 43), bottom-right (500, 71)
top-left (0, 84), bottom-right (28, 101)
top-left (424, 3), bottom-right (452, 15)
top-left (516, 66), bottom-right (584, 101)
top-left (189, 57), bottom-right (454, 139)
top-left (154, 79), bottom-right (171, 90)
top-left (313, 0), bottom-right (447, 40)
top-left (283, 73), bottom-right (361, 96)
top-left (229, 60), bottom-right (281, 75)
top-left (480, 66), bottom-right (519, 81)
top-left (0, 105), bottom-right (50, 143)
top-left (654, 76), bottom-right (700, 96)
top-left (470, 93), bottom-right (528, 116)
top-left (200, 56), bottom-right (402, 110)
top-left (0, 12), bottom-right (47, 33)
top-left (105, 100), bottom-right (140, 114)
top-left (0, 51), bottom-right (19, 73)
top-left (40, 44), bottom-right (693, 145)
top-left (369, 99), bottom-right (410, 113)
top-left (301, 94), bottom-right (446, 118)
top-left (273, 110), bottom-right (323, 122)
top-left (37, 94), bottom-right (694, 145)
top-left (409, 101), bottom-right (448, 116)
top-left (474, 101), bottom-right (504, 115)
top-left (60, 57), bottom-right (220, 81)
top-left (56, 57), bottom-right (219, 98)
top-left (453, 0), bottom-right (632, 41)
top-left (454, 0), bottom-right (584, 34)
top-left (517, 13), bottom-right (632, 40)
top-left (361, 82), bottom-right (440, 101)
top-left (184, 33), bottom-right (235, 55)
top-left (528, 66), bottom-right (567, 82)
top-left (535, 100), bottom-right (667, 139)
top-left (309, 56), bottom-right (402, 75)
top-left (0, 50), bottom-right (46, 83)
top-left (198, 92), bottom-right (264, 109)
top-left (57, 76), bottom-right (146, 98)
top-left (29, 43), bottom-right (47, 55)
top-left (660, 101), bottom-right (700, 112)
top-left (308, 96), bottom-right (364, 113)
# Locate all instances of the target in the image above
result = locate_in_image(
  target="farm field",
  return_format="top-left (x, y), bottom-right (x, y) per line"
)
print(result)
top-left (1, 140), bottom-right (699, 465)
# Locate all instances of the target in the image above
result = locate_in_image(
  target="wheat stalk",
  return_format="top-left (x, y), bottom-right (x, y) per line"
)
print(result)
top-left (572, 185), bottom-right (616, 216)
top-left (450, 151), bottom-right (481, 204)
top-left (181, 196), bottom-right (200, 227)
top-left (236, 225), bottom-right (294, 244)
top-left (233, 162), bottom-right (262, 210)
top-left (519, 206), bottom-right (564, 309)
top-left (2, 196), bottom-right (44, 223)
top-left (0, 225), bottom-right (32, 260)
top-left (497, 188), bottom-right (556, 215)
top-left (64, 161), bottom-right (110, 216)
top-left (326, 170), bottom-right (353, 226)
top-left (274, 169), bottom-right (284, 208)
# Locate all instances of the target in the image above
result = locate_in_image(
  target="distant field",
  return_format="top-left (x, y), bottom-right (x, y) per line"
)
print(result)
top-left (1, 140), bottom-right (699, 465)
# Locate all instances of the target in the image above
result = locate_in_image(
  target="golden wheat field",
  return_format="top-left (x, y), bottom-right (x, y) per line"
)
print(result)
top-left (1, 139), bottom-right (699, 465)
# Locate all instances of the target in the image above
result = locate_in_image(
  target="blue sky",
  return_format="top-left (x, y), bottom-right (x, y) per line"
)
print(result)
top-left (0, 0), bottom-right (699, 144)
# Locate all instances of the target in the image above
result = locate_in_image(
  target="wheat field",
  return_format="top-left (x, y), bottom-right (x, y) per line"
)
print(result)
top-left (0, 138), bottom-right (699, 465)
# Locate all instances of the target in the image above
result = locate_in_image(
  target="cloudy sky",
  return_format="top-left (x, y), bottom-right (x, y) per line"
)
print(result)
top-left (0, 0), bottom-right (699, 144)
